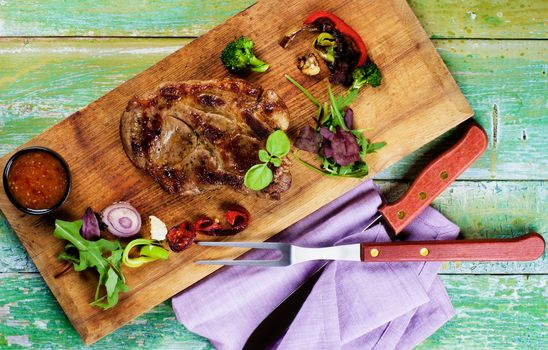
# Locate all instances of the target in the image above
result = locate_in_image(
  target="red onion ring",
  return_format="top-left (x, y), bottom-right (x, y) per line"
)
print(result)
top-left (101, 202), bottom-right (141, 237)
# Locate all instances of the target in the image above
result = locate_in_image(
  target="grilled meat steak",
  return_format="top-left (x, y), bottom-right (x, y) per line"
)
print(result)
top-left (120, 79), bottom-right (291, 199)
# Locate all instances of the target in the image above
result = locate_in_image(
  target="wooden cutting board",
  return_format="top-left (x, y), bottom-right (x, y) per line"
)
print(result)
top-left (0, 0), bottom-right (472, 345)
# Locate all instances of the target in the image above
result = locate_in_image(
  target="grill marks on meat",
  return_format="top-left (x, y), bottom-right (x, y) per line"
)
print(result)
top-left (120, 79), bottom-right (291, 199)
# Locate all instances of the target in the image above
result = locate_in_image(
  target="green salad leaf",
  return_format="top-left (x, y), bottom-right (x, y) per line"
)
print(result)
top-left (285, 74), bottom-right (386, 179)
top-left (54, 219), bottom-right (129, 310)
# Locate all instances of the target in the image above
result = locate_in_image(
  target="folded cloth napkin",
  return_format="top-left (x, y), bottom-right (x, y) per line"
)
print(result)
top-left (172, 180), bottom-right (459, 350)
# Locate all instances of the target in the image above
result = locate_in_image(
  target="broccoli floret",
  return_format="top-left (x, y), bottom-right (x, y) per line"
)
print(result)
top-left (220, 36), bottom-right (269, 74)
top-left (351, 61), bottom-right (382, 90)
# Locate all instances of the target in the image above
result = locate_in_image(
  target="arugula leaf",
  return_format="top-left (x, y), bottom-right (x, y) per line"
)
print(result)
top-left (286, 74), bottom-right (386, 179)
top-left (366, 141), bottom-right (387, 153)
top-left (284, 74), bottom-right (319, 107)
top-left (54, 219), bottom-right (129, 310)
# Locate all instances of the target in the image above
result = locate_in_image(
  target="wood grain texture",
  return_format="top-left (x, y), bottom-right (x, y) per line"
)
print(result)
top-left (0, 0), bottom-right (474, 344)
top-left (380, 123), bottom-right (487, 234)
top-left (1, 273), bottom-right (546, 349)
top-left (0, 0), bottom-right (545, 38)
top-left (417, 275), bottom-right (548, 350)
top-left (361, 233), bottom-right (545, 262)
top-left (1, 38), bottom-right (545, 179)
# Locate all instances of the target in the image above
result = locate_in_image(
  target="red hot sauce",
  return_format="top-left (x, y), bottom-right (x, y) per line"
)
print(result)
top-left (7, 150), bottom-right (68, 210)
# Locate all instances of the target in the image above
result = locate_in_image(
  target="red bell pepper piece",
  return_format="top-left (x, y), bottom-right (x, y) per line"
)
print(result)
top-left (304, 11), bottom-right (367, 67)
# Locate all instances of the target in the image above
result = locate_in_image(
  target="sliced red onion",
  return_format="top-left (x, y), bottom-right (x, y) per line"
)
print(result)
top-left (81, 207), bottom-right (100, 240)
top-left (102, 202), bottom-right (141, 238)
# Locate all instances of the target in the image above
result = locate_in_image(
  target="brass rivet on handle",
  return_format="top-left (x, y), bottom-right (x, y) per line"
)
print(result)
top-left (397, 211), bottom-right (406, 220)
top-left (370, 248), bottom-right (379, 257)
top-left (440, 171), bottom-right (449, 180)
top-left (420, 248), bottom-right (429, 256)
top-left (418, 191), bottom-right (427, 200)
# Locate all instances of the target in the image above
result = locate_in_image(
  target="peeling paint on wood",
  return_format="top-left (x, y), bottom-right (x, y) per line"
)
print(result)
top-left (1, 274), bottom-right (545, 349)
top-left (0, 1), bottom-right (545, 38)
top-left (417, 275), bottom-right (548, 349)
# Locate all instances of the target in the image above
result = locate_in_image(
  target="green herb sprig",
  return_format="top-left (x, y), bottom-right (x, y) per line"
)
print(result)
top-left (244, 130), bottom-right (291, 191)
top-left (54, 219), bottom-right (129, 310)
top-left (285, 74), bottom-right (386, 178)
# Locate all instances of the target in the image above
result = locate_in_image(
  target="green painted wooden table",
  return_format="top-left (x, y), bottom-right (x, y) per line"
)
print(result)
top-left (0, 1), bottom-right (546, 348)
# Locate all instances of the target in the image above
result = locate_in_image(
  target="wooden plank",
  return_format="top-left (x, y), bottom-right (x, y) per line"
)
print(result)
top-left (0, 0), bottom-right (545, 38)
top-left (417, 274), bottom-right (548, 350)
top-left (409, 0), bottom-right (548, 39)
top-left (0, 0), bottom-right (474, 344)
top-left (1, 273), bottom-right (545, 349)
top-left (379, 39), bottom-right (548, 180)
top-left (1, 38), bottom-right (545, 179)
top-left (2, 181), bottom-right (545, 274)
top-left (0, 273), bottom-right (212, 349)
top-left (0, 0), bottom-right (254, 37)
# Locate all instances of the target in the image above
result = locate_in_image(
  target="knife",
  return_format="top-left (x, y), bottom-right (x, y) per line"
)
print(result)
top-left (364, 122), bottom-right (488, 237)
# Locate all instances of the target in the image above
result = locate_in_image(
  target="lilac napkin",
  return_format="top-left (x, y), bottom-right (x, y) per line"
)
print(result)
top-left (172, 180), bottom-right (459, 349)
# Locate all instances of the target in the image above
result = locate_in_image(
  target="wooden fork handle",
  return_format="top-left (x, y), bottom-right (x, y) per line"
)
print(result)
top-left (360, 233), bottom-right (545, 262)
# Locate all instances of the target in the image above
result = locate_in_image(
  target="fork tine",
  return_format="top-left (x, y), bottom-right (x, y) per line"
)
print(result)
top-left (195, 259), bottom-right (288, 267)
top-left (196, 241), bottom-right (287, 250)
top-left (196, 241), bottom-right (291, 266)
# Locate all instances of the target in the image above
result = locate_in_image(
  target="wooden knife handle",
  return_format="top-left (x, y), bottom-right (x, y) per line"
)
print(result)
top-left (379, 123), bottom-right (488, 235)
top-left (360, 233), bottom-right (545, 262)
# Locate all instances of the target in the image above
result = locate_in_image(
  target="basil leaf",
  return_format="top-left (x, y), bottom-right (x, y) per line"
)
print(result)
top-left (244, 164), bottom-right (273, 190)
top-left (270, 157), bottom-right (282, 167)
top-left (258, 149), bottom-right (270, 162)
top-left (266, 130), bottom-right (291, 157)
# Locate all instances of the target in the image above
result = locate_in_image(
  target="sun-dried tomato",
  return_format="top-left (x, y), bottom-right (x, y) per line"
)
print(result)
top-left (166, 221), bottom-right (196, 252)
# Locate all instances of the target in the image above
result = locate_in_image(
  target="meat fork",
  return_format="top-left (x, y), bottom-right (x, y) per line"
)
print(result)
top-left (195, 233), bottom-right (545, 267)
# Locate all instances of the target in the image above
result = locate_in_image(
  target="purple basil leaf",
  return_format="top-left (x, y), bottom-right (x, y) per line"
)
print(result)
top-left (344, 108), bottom-right (354, 129)
top-left (81, 207), bottom-right (101, 240)
top-left (294, 125), bottom-right (321, 153)
top-left (331, 127), bottom-right (361, 166)
top-left (321, 141), bottom-right (333, 158)
top-left (319, 127), bottom-right (334, 141)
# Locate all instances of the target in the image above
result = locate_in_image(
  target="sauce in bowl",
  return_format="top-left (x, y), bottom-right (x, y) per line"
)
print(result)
top-left (3, 147), bottom-right (71, 214)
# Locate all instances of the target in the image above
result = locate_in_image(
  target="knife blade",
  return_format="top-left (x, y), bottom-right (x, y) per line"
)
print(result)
top-left (364, 122), bottom-right (488, 237)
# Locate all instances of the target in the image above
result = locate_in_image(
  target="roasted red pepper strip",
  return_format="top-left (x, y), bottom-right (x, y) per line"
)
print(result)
top-left (194, 217), bottom-right (223, 232)
top-left (304, 11), bottom-right (367, 67)
top-left (194, 206), bottom-right (250, 236)
top-left (225, 206), bottom-right (250, 232)
top-left (166, 221), bottom-right (196, 252)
